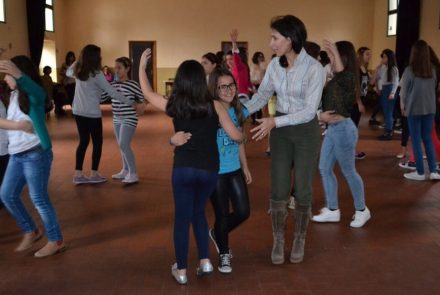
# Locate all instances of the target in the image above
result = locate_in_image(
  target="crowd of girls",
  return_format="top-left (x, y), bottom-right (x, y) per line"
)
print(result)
top-left (0, 12), bottom-right (439, 288)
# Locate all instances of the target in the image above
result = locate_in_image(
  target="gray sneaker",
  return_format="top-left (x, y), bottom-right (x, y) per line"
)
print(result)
top-left (88, 174), bottom-right (107, 184)
top-left (73, 176), bottom-right (90, 185)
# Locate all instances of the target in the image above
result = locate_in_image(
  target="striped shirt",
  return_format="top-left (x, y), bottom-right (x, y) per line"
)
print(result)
top-left (244, 48), bottom-right (326, 128)
top-left (102, 80), bottom-right (144, 127)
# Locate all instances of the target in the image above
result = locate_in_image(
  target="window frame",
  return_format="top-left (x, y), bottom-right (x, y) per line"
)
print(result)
top-left (0, 0), bottom-right (6, 24)
top-left (45, 0), bottom-right (55, 32)
top-left (387, 0), bottom-right (399, 37)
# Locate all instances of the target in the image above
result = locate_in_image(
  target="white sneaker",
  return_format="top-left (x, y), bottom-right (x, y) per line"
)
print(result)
top-left (112, 170), bottom-right (128, 180)
top-left (429, 172), bottom-right (440, 180)
top-left (288, 196), bottom-right (295, 209)
top-left (350, 207), bottom-right (371, 228)
top-left (404, 171), bottom-right (426, 181)
top-left (312, 208), bottom-right (341, 223)
top-left (122, 173), bottom-right (139, 184)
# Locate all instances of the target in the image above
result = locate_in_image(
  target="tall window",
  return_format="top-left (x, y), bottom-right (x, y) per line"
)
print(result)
top-left (0, 0), bottom-right (5, 23)
top-left (45, 0), bottom-right (54, 32)
top-left (387, 0), bottom-right (399, 36)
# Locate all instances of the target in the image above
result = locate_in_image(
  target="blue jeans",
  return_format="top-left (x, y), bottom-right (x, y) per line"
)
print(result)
top-left (172, 167), bottom-right (218, 269)
top-left (380, 84), bottom-right (396, 132)
top-left (407, 114), bottom-right (437, 174)
top-left (0, 147), bottom-right (63, 241)
top-left (319, 119), bottom-right (366, 211)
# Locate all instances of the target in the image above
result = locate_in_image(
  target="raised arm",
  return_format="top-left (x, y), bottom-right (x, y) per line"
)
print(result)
top-left (214, 100), bottom-right (244, 143)
top-left (139, 49), bottom-right (167, 112)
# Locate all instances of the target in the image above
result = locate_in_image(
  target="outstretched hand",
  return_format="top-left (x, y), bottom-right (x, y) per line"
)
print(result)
top-left (250, 117), bottom-right (276, 141)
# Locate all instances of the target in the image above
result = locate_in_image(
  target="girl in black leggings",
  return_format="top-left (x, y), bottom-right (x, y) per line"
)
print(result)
top-left (208, 68), bottom-right (252, 274)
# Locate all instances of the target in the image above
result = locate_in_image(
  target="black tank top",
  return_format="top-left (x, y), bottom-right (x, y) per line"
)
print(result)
top-left (172, 105), bottom-right (219, 172)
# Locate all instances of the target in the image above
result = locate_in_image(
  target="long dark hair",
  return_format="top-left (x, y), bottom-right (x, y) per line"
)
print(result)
top-left (409, 40), bottom-right (433, 79)
top-left (65, 51), bottom-right (76, 66)
top-left (166, 60), bottom-right (213, 119)
top-left (208, 67), bottom-right (245, 126)
top-left (115, 56), bottom-right (132, 79)
top-left (4, 55), bottom-right (47, 114)
top-left (336, 41), bottom-right (360, 101)
top-left (252, 52), bottom-right (265, 65)
top-left (202, 52), bottom-right (219, 66)
top-left (429, 46), bottom-right (440, 82)
top-left (270, 15), bottom-right (307, 67)
top-left (74, 44), bottom-right (102, 81)
top-left (381, 49), bottom-right (397, 82)
top-left (357, 46), bottom-right (370, 67)
top-left (319, 51), bottom-right (330, 66)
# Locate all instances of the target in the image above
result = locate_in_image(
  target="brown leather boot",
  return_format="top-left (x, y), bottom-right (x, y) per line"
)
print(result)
top-left (270, 199), bottom-right (288, 264)
top-left (290, 203), bottom-right (311, 263)
top-left (15, 229), bottom-right (42, 252)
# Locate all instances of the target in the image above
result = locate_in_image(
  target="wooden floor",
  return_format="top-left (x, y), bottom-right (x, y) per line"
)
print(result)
top-left (1, 105), bottom-right (440, 295)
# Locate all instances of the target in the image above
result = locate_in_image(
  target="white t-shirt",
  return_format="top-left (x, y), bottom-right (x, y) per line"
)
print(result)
top-left (0, 100), bottom-right (8, 156)
top-left (7, 90), bottom-right (40, 154)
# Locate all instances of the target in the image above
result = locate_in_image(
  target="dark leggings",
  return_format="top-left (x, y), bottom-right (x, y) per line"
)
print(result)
top-left (74, 115), bottom-right (103, 171)
top-left (401, 116), bottom-right (410, 147)
top-left (351, 103), bottom-right (362, 128)
top-left (211, 169), bottom-right (250, 254)
top-left (0, 155), bottom-right (9, 208)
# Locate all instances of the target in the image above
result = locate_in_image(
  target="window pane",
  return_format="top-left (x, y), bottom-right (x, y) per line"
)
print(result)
top-left (46, 0), bottom-right (53, 6)
top-left (45, 8), bottom-right (54, 31)
top-left (388, 13), bottom-right (397, 36)
top-left (389, 0), bottom-right (398, 11)
top-left (0, 0), bottom-right (5, 22)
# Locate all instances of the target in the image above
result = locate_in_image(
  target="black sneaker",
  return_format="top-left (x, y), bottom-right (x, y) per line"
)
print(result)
top-left (398, 161), bottom-right (416, 170)
top-left (369, 118), bottom-right (381, 126)
top-left (218, 253), bottom-right (232, 274)
top-left (209, 229), bottom-right (220, 254)
top-left (378, 133), bottom-right (393, 141)
top-left (355, 152), bottom-right (366, 160)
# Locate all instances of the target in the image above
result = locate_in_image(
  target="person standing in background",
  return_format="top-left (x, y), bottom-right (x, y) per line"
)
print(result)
top-left (60, 51), bottom-right (76, 105)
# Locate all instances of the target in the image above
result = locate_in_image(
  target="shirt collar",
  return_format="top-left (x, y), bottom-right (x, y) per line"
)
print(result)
top-left (287, 48), bottom-right (308, 72)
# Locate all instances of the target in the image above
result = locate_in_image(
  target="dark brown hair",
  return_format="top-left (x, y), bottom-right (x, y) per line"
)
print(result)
top-left (410, 40), bottom-right (433, 79)
top-left (381, 49), bottom-right (397, 82)
top-left (4, 55), bottom-right (48, 114)
top-left (336, 41), bottom-right (360, 101)
top-left (115, 56), bottom-right (132, 78)
top-left (208, 67), bottom-right (245, 126)
top-left (166, 60), bottom-right (213, 119)
top-left (74, 44), bottom-right (102, 81)
top-left (270, 15), bottom-right (307, 67)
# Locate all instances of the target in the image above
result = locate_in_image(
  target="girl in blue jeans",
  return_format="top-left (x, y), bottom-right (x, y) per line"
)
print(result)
top-left (376, 49), bottom-right (399, 141)
top-left (400, 40), bottom-right (440, 181)
top-left (0, 56), bottom-right (64, 258)
top-left (138, 49), bottom-right (244, 285)
top-left (312, 40), bottom-right (371, 228)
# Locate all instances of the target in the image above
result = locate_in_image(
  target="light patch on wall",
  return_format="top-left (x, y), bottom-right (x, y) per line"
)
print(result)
top-left (40, 40), bottom-right (57, 82)
top-left (0, 0), bottom-right (5, 22)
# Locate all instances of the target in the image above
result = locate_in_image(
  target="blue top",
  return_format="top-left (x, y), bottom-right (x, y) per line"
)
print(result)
top-left (217, 106), bottom-right (249, 174)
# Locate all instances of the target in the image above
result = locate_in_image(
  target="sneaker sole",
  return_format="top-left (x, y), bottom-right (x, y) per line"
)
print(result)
top-left (350, 216), bottom-right (371, 228)
top-left (88, 179), bottom-right (107, 184)
top-left (218, 267), bottom-right (232, 274)
top-left (403, 175), bottom-right (425, 181)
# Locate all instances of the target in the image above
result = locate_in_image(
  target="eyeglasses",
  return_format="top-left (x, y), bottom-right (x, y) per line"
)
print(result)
top-left (217, 83), bottom-right (236, 92)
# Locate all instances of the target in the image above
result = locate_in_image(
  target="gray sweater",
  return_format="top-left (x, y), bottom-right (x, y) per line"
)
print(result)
top-left (67, 62), bottom-right (132, 118)
top-left (0, 101), bottom-right (8, 156)
top-left (400, 66), bottom-right (437, 116)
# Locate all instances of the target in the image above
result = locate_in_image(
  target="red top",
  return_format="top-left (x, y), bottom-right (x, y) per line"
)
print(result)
top-left (231, 52), bottom-right (251, 96)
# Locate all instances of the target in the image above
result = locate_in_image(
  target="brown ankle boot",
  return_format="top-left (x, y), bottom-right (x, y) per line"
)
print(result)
top-left (290, 204), bottom-right (311, 264)
top-left (270, 200), bottom-right (288, 265)
top-left (15, 229), bottom-right (42, 252)
top-left (34, 240), bottom-right (66, 258)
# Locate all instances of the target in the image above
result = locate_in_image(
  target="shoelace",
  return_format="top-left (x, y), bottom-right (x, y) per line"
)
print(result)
top-left (220, 254), bottom-right (231, 267)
